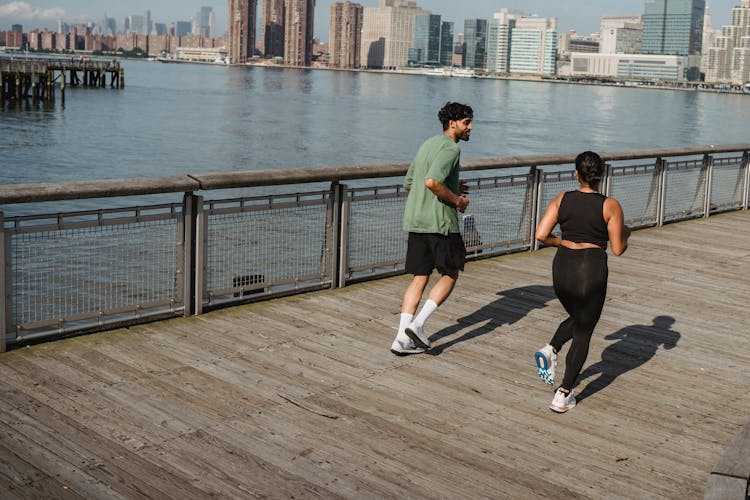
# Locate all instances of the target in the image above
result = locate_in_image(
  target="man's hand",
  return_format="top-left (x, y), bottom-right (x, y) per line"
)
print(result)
top-left (455, 195), bottom-right (469, 213)
top-left (459, 180), bottom-right (470, 195)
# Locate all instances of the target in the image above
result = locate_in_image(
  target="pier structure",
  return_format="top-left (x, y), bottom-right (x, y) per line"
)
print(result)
top-left (0, 57), bottom-right (123, 104)
top-left (0, 145), bottom-right (749, 497)
top-left (0, 204), bottom-right (748, 498)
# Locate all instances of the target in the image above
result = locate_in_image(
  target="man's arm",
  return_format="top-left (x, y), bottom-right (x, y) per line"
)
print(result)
top-left (424, 178), bottom-right (469, 213)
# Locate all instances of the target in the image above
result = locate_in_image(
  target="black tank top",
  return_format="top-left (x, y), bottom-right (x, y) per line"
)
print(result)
top-left (558, 190), bottom-right (609, 248)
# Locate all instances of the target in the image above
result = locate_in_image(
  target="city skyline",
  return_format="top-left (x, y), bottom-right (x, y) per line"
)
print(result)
top-left (0, 0), bottom-right (740, 39)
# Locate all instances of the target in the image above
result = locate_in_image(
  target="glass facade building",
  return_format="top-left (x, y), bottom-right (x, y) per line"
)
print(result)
top-left (508, 17), bottom-right (558, 75)
top-left (413, 14), bottom-right (442, 65)
top-left (643, 0), bottom-right (705, 79)
top-left (463, 19), bottom-right (488, 69)
top-left (439, 21), bottom-right (454, 66)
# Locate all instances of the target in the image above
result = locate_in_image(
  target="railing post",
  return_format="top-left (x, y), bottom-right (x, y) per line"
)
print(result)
top-left (656, 157), bottom-right (667, 227)
top-left (182, 193), bottom-right (200, 316)
top-left (742, 151), bottom-right (750, 210)
top-left (602, 162), bottom-right (613, 197)
top-left (0, 211), bottom-right (7, 352)
top-left (530, 166), bottom-right (543, 251)
top-left (703, 153), bottom-right (714, 218)
top-left (194, 198), bottom-right (207, 315)
top-left (334, 183), bottom-right (349, 288)
top-left (325, 181), bottom-right (343, 288)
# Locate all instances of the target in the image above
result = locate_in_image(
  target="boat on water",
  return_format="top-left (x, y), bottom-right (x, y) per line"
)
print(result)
top-left (451, 68), bottom-right (477, 78)
top-left (423, 67), bottom-right (450, 77)
top-left (421, 67), bottom-right (477, 78)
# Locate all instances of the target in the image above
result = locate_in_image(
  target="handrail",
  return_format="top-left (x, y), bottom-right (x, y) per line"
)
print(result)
top-left (1, 144), bottom-right (748, 204)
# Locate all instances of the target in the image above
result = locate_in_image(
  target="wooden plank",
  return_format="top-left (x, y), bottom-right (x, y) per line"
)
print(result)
top-left (0, 211), bottom-right (748, 498)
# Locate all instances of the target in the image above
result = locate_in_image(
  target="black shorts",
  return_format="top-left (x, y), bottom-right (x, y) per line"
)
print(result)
top-left (405, 232), bottom-right (466, 276)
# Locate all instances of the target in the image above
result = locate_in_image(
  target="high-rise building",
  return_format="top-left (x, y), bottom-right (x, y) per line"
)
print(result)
top-left (153, 23), bottom-right (167, 36)
top-left (487, 9), bottom-right (522, 74)
top-left (642, 0), bottom-right (705, 79)
top-left (705, 0), bottom-right (750, 84)
top-left (262, 0), bottom-right (285, 57)
top-left (463, 19), bottom-right (488, 69)
top-left (599, 15), bottom-right (643, 54)
top-left (509, 16), bottom-right (558, 75)
top-left (128, 15), bottom-right (146, 35)
top-left (192, 7), bottom-right (213, 36)
top-left (175, 21), bottom-right (192, 37)
top-left (439, 21), bottom-right (454, 66)
top-left (104, 16), bottom-right (116, 36)
top-left (413, 14), bottom-right (442, 65)
top-left (228, 0), bottom-right (258, 64)
top-left (201, 7), bottom-right (213, 36)
top-left (284, 0), bottom-right (315, 66)
top-left (329, 2), bottom-right (364, 68)
top-left (699, 5), bottom-right (718, 75)
top-left (360, 0), bottom-right (429, 69)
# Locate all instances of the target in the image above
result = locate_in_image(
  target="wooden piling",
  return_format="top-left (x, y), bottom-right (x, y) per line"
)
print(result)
top-left (1, 58), bottom-right (123, 103)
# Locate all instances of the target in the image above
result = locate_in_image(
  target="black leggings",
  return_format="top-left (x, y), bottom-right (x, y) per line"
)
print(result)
top-left (550, 246), bottom-right (608, 390)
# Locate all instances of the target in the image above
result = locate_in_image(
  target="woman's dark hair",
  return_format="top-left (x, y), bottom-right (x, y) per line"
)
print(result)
top-left (575, 151), bottom-right (603, 189)
top-left (438, 102), bottom-right (473, 130)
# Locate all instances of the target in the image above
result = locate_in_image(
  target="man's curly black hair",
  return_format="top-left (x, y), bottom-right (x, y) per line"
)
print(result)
top-left (438, 102), bottom-right (473, 131)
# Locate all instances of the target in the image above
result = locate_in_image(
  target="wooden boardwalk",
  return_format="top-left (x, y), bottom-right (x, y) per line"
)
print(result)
top-left (1, 211), bottom-right (749, 499)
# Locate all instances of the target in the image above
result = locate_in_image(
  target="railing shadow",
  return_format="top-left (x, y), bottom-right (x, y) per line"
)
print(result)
top-left (574, 315), bottom-right (680, 402)
top-left (428, 284), bottom-right (555, 355)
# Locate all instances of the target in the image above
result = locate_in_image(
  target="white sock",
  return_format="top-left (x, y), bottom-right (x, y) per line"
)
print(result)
top-left (396, 313), bottom-right (413, 341)
top-left (413, 299), bottom-right (438, 328)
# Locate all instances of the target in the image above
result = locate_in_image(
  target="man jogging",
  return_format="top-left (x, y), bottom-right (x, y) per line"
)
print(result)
top-left (390, 102), bottom-right (474, 355)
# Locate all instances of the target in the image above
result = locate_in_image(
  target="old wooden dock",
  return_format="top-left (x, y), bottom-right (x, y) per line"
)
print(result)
top-left (0, 211), bottom-right (748, 499)
top-left (0, 57), bottom-right (123, 103)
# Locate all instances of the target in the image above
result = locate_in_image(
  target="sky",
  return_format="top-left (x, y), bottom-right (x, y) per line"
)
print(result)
top-left (0, 0), bottom-right (739, 40)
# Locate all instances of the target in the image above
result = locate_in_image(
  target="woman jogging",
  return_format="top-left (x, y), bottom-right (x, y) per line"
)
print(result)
top-left (533, 151), bottom-right (631, 413)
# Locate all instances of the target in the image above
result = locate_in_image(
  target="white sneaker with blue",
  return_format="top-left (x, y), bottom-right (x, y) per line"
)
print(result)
top-left (534, 344), bottom-right (557, 386)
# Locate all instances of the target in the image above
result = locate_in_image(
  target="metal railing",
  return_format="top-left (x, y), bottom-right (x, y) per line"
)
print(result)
top-left (1, 145), bottom-right (749, 351)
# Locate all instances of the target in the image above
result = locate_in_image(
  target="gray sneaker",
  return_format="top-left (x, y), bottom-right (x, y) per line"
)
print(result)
top-left (405, 322), bottom-right (431, 349)
top-left (390, 338), bottom-right (426, 356)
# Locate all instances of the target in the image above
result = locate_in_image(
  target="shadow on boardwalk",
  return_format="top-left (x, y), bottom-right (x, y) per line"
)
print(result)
top-left (575, 315), bottom-right (681, 402)
top-left (428, 284), bottom-right (555, 355)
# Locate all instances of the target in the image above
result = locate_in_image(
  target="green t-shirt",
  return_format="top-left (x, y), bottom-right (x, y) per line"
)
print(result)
top-left (402, 134), bottom-right (461, 235)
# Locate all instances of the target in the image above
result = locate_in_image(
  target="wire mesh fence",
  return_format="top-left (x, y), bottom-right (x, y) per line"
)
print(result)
top-left (202, 191), bottom-right (333, 305)
top-left (6, 205), bottom-right (182, 338)
top-left (1, 148), bottom-right (748, 348)
top-left (710, 156), bottom-right (746, 212)
top-left (608, 163), bottom-right (660, 228)
top-left (663, 159), bottom-right (707, 222)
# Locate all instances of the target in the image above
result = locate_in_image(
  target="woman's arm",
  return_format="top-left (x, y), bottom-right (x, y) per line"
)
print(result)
top-left (535, 191), bottom-right (565, 247)
top-left (604, 197), bottom-right (630, 256)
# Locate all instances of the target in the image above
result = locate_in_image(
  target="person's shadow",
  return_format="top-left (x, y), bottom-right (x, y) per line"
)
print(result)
top-left (428, 284), bottom-right (555, 355)
top-left (574, 315), bottom-right (680, 402)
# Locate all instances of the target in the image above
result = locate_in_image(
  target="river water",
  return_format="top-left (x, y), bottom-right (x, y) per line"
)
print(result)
top-left (1, 59), bottom-right (749, 206)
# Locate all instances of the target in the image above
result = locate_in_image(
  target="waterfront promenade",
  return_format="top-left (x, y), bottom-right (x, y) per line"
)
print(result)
top-left (0, 210), bottom-right (748, 499)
